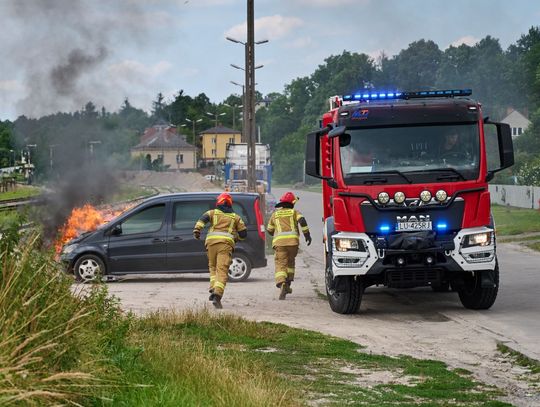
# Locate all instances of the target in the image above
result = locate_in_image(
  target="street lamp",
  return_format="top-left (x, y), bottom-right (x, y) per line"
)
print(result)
top-left (9, 149), bottom-right (14, 167)
top-left (25, 144), bottom-right (37, 165)
top-left (185, 117), bottom-right (203, 145)
top-left (206, 111), bottom-right (226, 128)
top-left (223, 103), bottom-right (243, 130)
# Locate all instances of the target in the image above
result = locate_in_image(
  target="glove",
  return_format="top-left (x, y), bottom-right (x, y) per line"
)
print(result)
top-left (305, 233), bottom-right (312, 246)
top-left (193, 230), bottom-right (201, 240)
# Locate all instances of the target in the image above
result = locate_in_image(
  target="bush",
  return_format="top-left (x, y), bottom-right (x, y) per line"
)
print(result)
top-left (0, 224), bottom-right (129, 405)
top-left (517, 157), bottom-right (540, 185)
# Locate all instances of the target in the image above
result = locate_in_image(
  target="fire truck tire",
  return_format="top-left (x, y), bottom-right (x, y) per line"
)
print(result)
top-left (457, 264), bottom-right (499, 310)
top-left (325, 253), bottom-right (363, 314)
top-left (74, 254), bottom-right (106, 283)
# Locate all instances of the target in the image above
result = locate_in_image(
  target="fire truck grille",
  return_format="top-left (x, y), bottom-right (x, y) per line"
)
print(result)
top-left (386, 269), bottom-right (442, 288)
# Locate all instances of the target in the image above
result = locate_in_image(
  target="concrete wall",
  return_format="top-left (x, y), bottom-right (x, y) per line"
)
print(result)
top-left (489, 184), bottom-right (540, 209)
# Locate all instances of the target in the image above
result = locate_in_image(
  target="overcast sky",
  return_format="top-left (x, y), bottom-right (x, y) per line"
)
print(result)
top-left (0, 0), bottom-right (539, 120)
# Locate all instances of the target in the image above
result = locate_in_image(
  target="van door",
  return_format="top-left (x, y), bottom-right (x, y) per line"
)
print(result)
top-left (167, 199), bottom-right (213, 271)
top-left (107, 202), bottom-right (168, 273)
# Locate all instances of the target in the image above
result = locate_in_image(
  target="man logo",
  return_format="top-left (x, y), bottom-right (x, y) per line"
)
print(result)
top-left (351, 109), bottom-right (369, 120)
top-left (396, 215), bottom-right (431, 223)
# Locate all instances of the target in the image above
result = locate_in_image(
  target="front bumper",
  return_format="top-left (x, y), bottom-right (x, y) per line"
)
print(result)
top-left (330, 227), bottom-right (496, 277)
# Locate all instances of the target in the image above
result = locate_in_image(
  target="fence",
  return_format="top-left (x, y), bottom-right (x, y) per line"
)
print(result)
top-left (489, 184), bottom-right (540, 209)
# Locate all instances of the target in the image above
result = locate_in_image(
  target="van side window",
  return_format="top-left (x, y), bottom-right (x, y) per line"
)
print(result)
top-left (173, 201), bottom-right (212, 229)
top-left (232, 202), bottom-right (249, 224)
top-left (121, 204), bottom-right (166, 235)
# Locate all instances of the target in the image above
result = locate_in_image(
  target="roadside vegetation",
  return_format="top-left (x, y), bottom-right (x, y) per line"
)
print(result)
top-left (1, 222), bottom-right (512, 406)
top-left (0, 185), bottom-right (41, 201)
top-left (492, 205), bottom-right (540, 236)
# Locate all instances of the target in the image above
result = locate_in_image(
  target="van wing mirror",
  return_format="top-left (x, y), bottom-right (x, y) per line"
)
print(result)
top-left (110, 224), bottom-right (122, 236)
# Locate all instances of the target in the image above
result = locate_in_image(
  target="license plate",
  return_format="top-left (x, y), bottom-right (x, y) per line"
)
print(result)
top-left (395, 221), bottom-right (432, 231)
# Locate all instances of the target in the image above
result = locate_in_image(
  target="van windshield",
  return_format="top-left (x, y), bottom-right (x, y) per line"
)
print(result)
top-left (340, 123), bottom-right (480, 184)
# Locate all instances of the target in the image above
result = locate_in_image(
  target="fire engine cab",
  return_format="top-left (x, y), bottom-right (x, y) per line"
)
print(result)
top-left (305, 89), bottom-right (514, 314)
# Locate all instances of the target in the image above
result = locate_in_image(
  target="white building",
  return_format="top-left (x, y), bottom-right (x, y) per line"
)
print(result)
top-left (501, 109), bottom-right (531, 138)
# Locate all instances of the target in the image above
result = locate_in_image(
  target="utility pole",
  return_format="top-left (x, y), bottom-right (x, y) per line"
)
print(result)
top-left (246, 0), bottom-right (256, 192)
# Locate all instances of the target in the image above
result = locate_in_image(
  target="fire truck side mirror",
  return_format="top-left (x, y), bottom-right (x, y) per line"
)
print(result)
top-left (484, 121), bottom-right (514, 181)
top-left (305, 131), bottom-right (322, 179)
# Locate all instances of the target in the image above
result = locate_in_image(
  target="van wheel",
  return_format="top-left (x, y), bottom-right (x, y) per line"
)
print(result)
top-left (228, 253), bottom-right (252, 282)
top-left (74, 254), bottom-right (106, 283)
top-left (325, 252), bottom-right (363, 314)
top-left (458, 264), bottom-right (499, 310)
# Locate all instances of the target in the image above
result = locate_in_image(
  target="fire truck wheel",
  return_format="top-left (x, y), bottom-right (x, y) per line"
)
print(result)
top-left (457, 264), bottom-right (499, 310)
top-left (325, 253), bottom-right (363, 314)
top-left (228, 253), bottom-right (252, 282)
top-left (74, 254), bottom-right (106, 283)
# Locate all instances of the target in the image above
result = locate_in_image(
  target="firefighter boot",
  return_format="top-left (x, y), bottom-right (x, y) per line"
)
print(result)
top-left (285, 281), bottom-right (293, 294)
top-left (278, 283), bottom-right (288, 300)
top-left (212, 294), bottom-right (223, 309)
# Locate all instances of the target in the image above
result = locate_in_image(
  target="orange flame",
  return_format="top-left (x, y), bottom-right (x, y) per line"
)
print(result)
top-left (55, 203), bottom-right (131, 254)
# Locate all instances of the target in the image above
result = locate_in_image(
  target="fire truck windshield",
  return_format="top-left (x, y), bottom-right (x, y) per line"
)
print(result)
top-left (340, 123), bottom-right (480, 184)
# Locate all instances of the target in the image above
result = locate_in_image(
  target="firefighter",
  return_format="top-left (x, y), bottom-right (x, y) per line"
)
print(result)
top-left (193, 192), bottom-right (247, 309)
top-left (267, 192), bottom-right (312, 300)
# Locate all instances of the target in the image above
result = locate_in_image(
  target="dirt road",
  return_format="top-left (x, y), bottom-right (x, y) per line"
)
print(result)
top-left (106, 187), bottom-right (540, 406)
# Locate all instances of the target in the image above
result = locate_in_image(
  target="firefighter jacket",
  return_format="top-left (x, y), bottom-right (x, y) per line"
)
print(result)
top-left (193, 207), bottom-right (247, 248)
top-left (267, 207), bottom-right (310, 247)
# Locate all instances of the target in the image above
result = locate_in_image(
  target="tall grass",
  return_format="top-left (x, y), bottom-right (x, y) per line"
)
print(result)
top-left (0, 226), bottom-right (128, 406)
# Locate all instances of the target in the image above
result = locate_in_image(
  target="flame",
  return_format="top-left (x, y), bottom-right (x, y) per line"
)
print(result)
top-left (55, 203), bottom-right (131, 255)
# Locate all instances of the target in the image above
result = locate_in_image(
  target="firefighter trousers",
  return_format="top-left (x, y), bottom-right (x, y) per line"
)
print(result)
top-left (274, 245), bottom-right (298, 287)
top-left (207, 242), bottom-right (233, 297)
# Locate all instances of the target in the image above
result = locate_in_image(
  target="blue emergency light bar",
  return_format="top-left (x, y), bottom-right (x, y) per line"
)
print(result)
top-left (342, 89), bottom-right (472, 102)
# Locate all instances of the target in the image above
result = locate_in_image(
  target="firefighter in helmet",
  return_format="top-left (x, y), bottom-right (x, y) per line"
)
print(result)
top-left (193, 192), bottom-right (247, 308)
top-left (267, 192), bottom-right (311, 300)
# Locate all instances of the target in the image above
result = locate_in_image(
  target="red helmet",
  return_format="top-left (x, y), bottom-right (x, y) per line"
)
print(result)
top-left (216, 192), bottom-right (233, 207)
top-left (279, 192), bottom-right (298, 205)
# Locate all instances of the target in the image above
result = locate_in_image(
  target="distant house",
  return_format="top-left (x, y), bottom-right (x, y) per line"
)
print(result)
top-left (501, 109), bottom-right (531, 138)
top-left (131, 123), bottom-right (196, 170)
top-left (199, 126), bottom-right (241, 163)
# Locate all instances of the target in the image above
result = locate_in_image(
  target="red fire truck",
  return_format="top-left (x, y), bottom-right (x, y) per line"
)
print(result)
top-left (305, 89), bottom-right (514, 314)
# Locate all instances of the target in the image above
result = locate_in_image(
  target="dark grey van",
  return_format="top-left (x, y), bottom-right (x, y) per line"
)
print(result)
top-left (60, 192), bottom-right (267, 282)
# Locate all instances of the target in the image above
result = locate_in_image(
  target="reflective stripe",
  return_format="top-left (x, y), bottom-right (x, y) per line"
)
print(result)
top-left (214, 281), bottom-right (226, 289)
top-left (287, 268), bottom-right (295, 273)
top-left (195, 221), bottom-right (206, 229)
top-left (301, 226), bottom-right (309, 232)
top-left (206, 235), bottom-right (235, 244)
top-left (207, 231), bottom-right (234, 239)
top-left (275, 231), bottom-right (298, 237)
top-left (275, 271), bottom-right (288, 279)
top-left (210, 276), bottom-right (216, 281)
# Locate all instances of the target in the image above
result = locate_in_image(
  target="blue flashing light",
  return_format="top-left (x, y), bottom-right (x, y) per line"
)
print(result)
top-left (379, 225), bottom-right (391, 233)
top-left (340, 89), bottom-right (472, 103)
top-left (436, 222), bottom-right (448, 230)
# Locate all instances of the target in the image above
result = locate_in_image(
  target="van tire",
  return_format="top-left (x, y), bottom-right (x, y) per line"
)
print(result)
top-left (228, 253), bottom-right (252, 282)
top-left (74, 254), bottom-right (106, 283)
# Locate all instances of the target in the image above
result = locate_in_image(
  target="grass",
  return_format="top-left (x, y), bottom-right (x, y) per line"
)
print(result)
top-left (100, 310), bottom-right (509, 407)
top-left (0, 185), bottom-right (41, 201)
top-left (527, 241), bottom-right (540, 252)
top-left (497, 343), bottom-right (540, 379)
top-left (490, 205), bottom-right (540, 236)
top-left (110, 184), bottom-right (156, 203)
top-left (0, 221), bottom-right (513, 406)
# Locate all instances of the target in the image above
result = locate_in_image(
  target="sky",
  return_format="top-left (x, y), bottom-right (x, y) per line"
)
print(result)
top-left (0, 0), bottom-right (539, 120)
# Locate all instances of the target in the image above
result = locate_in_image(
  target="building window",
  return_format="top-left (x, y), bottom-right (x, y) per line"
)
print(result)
top-left (211, 149), bottom-right (216, 156)
top-left (212, 137), bottom-right (217, 144)
top-left (176, 154), bottom-right (184, 164)
top-left (518, 127), bottom-right (523, 135)
top-left (512, 127), bottom-right (517, 136)
top-left (229, 137), bottom-right (235, 144)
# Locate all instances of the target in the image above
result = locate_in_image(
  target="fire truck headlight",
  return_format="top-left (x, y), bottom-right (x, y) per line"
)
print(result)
top-left (463, 232), bottom-right (492, 247)
top-left (335, 238), bottom-right (359, 252)
top-left (378, 192), bottom-right (390, 205)
top-left (435, 190), bottom-right (448, 202)
top-left (394, 191), bottom-right (406, 204)
top-left (420, 190), bottom-right (432, 203)
top-left (62, 243), bottom-right (78, 255)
